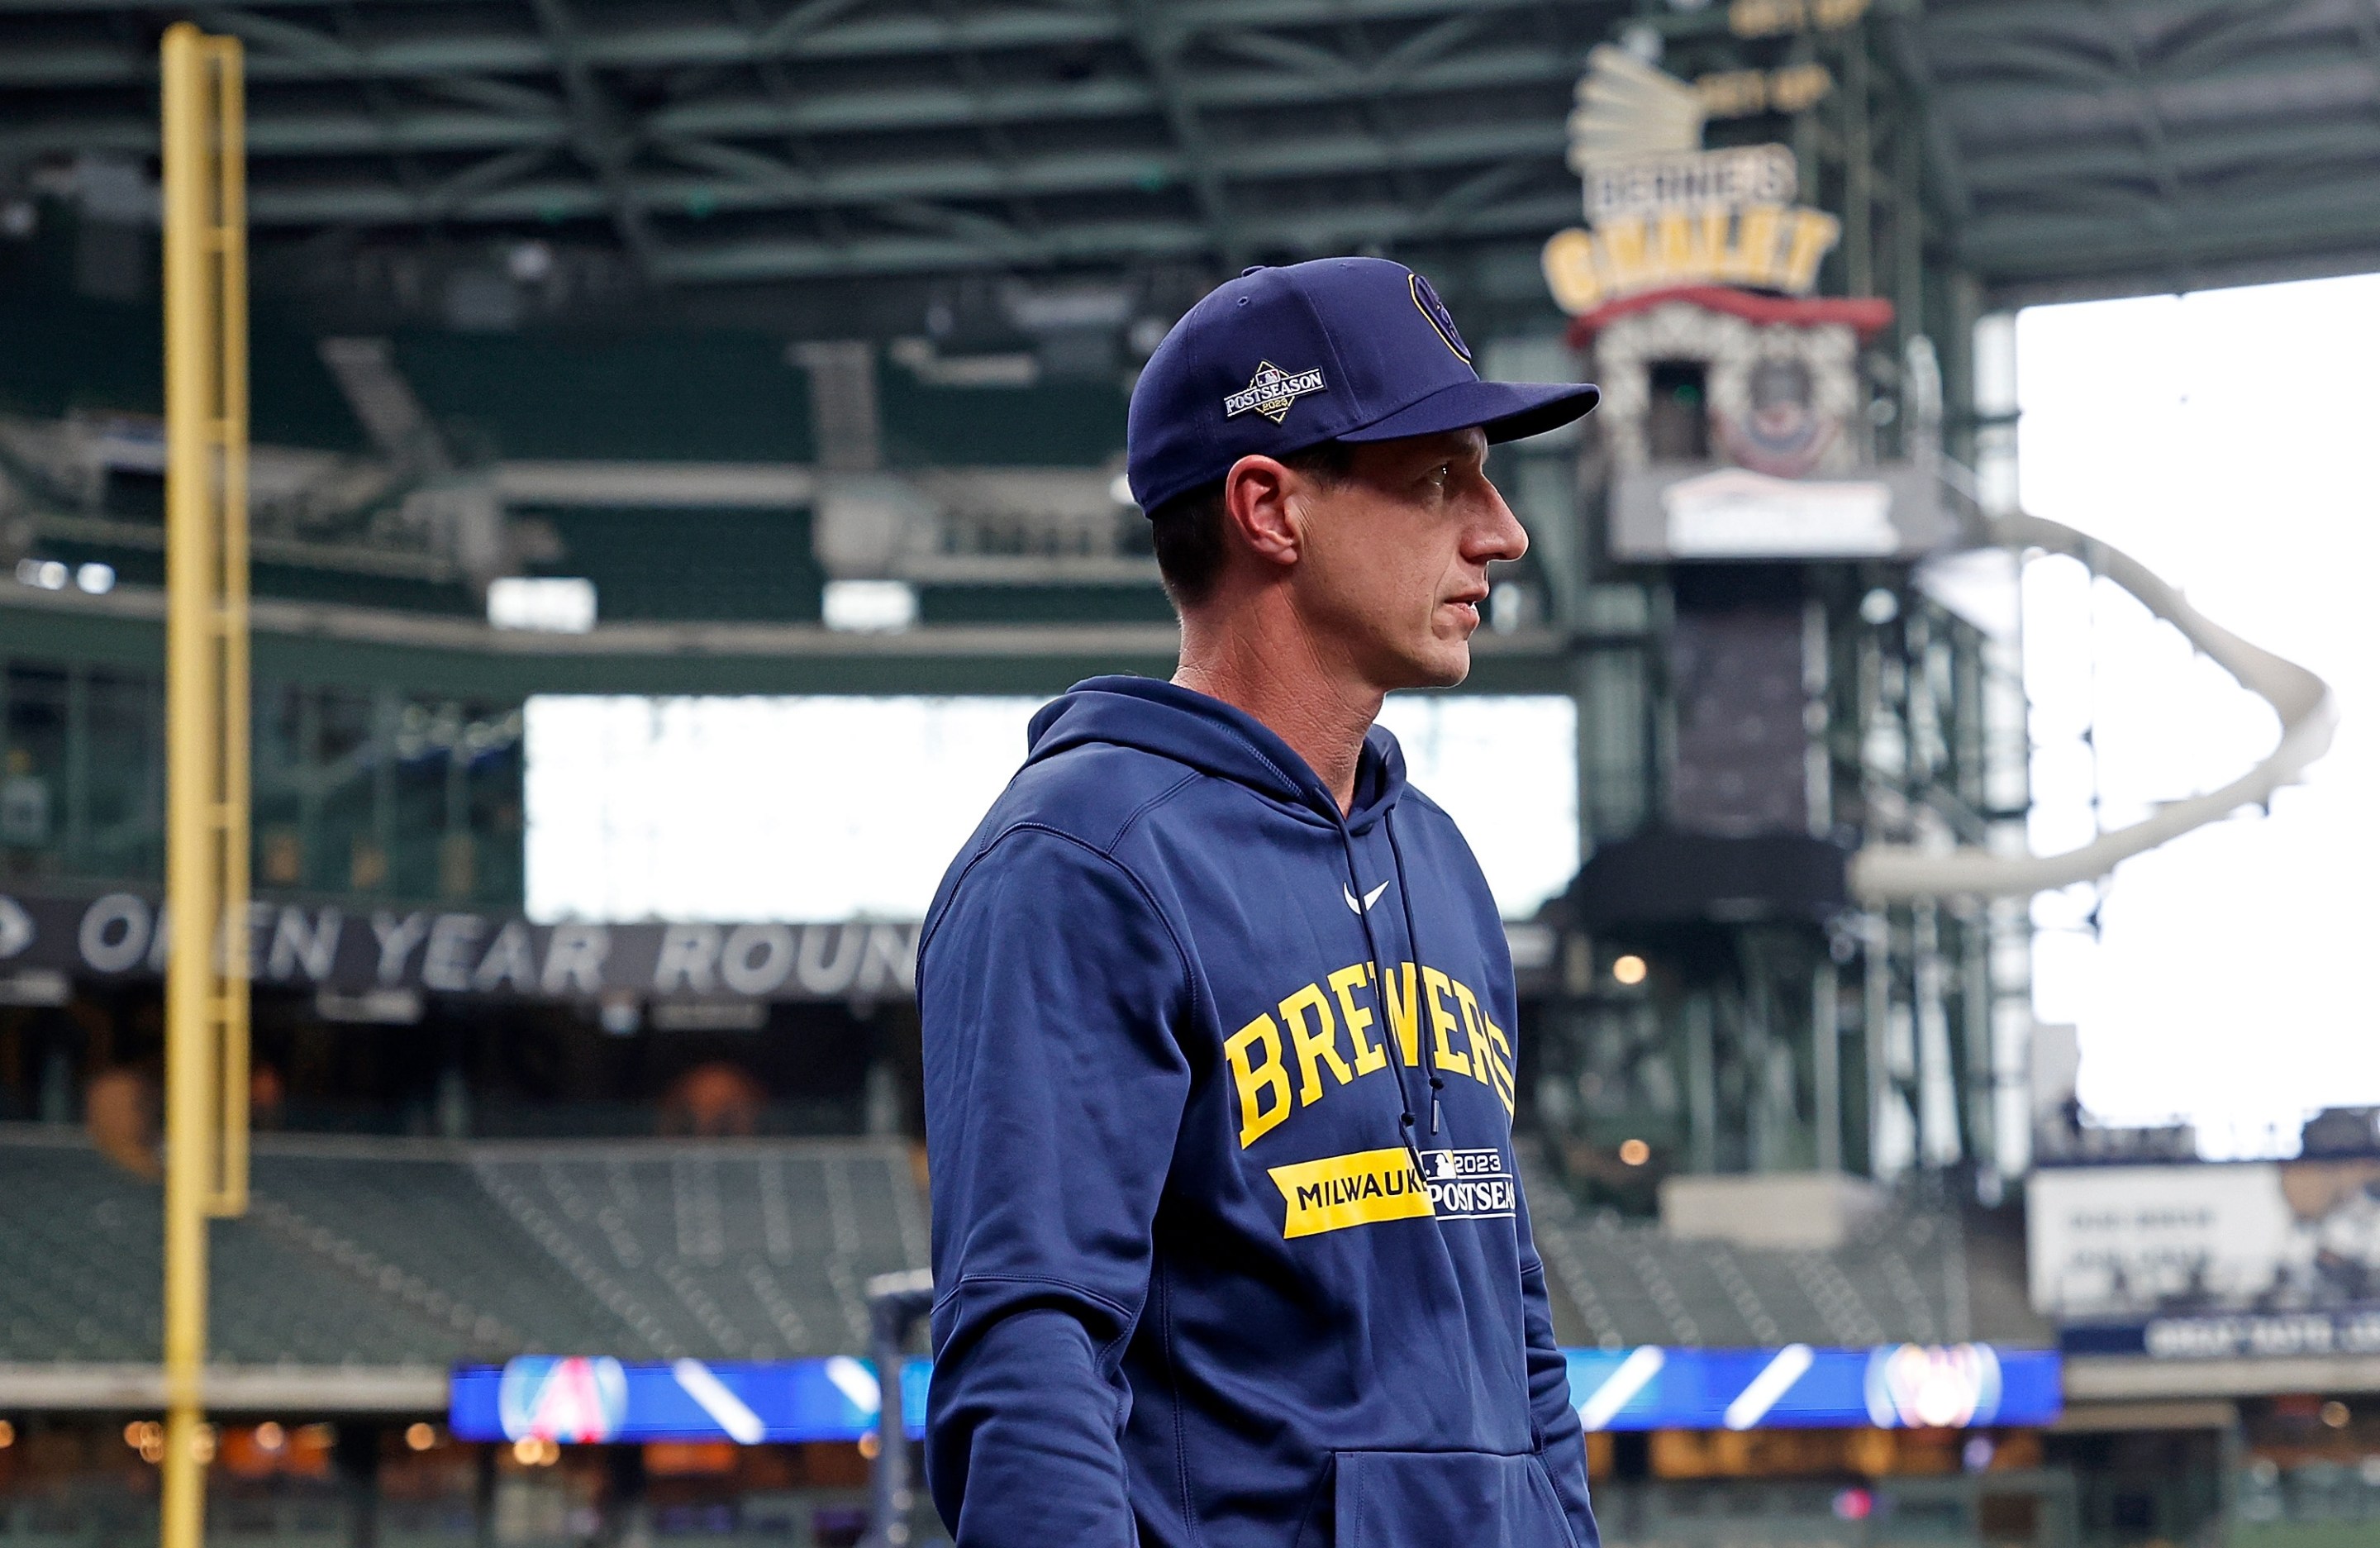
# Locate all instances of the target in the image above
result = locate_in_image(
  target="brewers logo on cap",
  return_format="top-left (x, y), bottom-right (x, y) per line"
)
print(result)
top-left (1223, 361), bottom-right (1327, 425)
top-left (1409, 274), bottom-right (1471, 364)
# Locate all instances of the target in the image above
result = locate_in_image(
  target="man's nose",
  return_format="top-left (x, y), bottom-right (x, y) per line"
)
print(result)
top-left (1473, 480), bottom-right (1529, 564)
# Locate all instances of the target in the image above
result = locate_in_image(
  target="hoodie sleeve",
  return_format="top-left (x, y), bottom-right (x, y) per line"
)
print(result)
top-left (1517, 1184), bottom-right (1599, 1548)
top-left (918, 827), bottom-right (1193, 1548)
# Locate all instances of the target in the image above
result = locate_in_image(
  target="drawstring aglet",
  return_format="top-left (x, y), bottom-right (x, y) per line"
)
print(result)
top-left (1429, 1090), bottom-right (1442, 1134)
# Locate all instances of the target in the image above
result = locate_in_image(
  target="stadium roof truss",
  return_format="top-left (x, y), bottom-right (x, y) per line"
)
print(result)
top-left (1911, 0), bottom-right (2380, 297)
top-left (1, 0), bottom-right (2373, 307)
top-left (0, 0), bottom-right (1613, 288)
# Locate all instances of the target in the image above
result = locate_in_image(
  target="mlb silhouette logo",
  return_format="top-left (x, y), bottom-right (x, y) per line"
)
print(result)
top-left (498, 1355), bottom-right (629, 1442)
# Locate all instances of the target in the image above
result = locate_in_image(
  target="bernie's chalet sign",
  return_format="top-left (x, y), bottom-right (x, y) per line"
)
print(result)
top-left (1542, 46), bottom-right (1842, 313)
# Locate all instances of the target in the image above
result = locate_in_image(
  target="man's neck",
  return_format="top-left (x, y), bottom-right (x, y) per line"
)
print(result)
top-left (1173, 598), bottom-right (1381, 815)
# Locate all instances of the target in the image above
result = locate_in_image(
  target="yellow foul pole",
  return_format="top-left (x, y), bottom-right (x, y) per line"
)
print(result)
top-left (159, 23), bottom-right (250, 1548)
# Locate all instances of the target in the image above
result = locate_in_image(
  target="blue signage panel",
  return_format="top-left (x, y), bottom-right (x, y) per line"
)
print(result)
top-left (450, 1356), bottom-right (933, 1445)
top-left (1563, 1344), bottom-right (2061, 1432)
top-left (453, 1345), bottom-right (2059, 1446)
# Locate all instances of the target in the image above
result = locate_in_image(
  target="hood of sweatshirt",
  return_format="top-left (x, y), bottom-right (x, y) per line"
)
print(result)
top-left (918, 677), bottom-right (1597, 1548)
top-left (1022, 674), bottom-right (1409, 836)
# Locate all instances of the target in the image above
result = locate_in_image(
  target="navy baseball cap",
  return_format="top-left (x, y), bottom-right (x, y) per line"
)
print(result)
top-left (1126, 257), bottom-right (1599, 513)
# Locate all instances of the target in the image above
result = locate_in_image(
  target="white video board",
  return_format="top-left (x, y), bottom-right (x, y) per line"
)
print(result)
top-left (525, 693), bottom-right (1576, 924)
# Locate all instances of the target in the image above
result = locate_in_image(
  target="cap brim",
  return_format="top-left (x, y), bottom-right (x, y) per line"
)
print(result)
top-left (1336, 379), bottom-right (1600, 445)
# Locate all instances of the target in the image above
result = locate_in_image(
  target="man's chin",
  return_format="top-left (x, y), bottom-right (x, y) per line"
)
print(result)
top-left (1396, 641), bottom-right (1472, 691)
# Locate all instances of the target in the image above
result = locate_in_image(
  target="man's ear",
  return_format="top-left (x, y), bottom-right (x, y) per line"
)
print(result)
top-left (1221, 455), bottom-right (1304, 571)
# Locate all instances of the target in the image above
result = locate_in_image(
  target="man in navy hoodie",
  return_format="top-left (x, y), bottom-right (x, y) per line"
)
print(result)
top-left (919, 257), bottom-right (1602, 1548)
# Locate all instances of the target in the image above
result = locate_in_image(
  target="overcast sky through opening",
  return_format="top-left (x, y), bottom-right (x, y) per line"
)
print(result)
top-left (2016, 272), bottom-right (2380, 1158)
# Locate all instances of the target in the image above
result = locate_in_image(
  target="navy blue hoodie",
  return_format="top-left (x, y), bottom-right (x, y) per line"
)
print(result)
top-left (918, 677), bottom-right (1596, 1548)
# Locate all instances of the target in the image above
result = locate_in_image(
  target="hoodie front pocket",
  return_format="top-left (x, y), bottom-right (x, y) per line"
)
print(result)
top-left (1331, 1449), bottom-right (1578, 1548)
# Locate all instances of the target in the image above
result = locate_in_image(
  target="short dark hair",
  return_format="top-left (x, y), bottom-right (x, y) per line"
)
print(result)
top-left (1146, 441), bottom-right (1354, 610)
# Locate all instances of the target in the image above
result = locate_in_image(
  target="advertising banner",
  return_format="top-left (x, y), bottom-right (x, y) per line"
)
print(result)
top-left (1563, 1343), bottom-right (2059, 1432)
top-left (2030, 1161), bottom-right (2380, 1356)
top-left (0, 888), bottom-right (1564, 1011)
top-left (453, 1346), bottom-right (2061, 1446)
top-left (0, 888), bottom-right (920, 1006)
top-left (450, 1356), bottom-right (935, 1445)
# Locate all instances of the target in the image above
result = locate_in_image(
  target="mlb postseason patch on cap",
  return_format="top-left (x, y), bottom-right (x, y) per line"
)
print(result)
top-left (1223, 362), bottom-right (1328, 425)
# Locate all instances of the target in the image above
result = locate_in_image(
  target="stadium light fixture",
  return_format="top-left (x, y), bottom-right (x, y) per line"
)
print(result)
top-left (823, 579), bottom-right (919, 633)
top-left (488, 576), bottom-right (597, 634)
top-left (507, 241), bottom-right (555, 283)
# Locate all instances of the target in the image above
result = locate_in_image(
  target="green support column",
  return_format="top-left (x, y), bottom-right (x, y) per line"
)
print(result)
top-left (1684, 989), bottom-right (1716, 1174)
top-left (441, 704), bottom-right (470, 900)
top-left (1962, 908), bottom-right (1996, 1179)
top-left (370, 686), bottom-right (398, 893)
top-left (1812, 961), bottom-right (1842, 1173)
top-left (297, 684), bottom-right (322, 892)
top-left (64, 665), bottom-right (89, 873)
top-left (1841, 22), bottom-right (1873, 298)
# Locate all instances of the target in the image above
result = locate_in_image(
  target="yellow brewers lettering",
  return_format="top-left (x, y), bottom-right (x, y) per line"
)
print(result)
top-left (1326, 964), bottom-right (1388, 1075)
top-left (1226, 959), bottom-right (1515, 1146)
top-left (1280, 982), bottom-right (1355, 1103)
top-left (1225, 1012), bottom-right (1292, 1146)
top-left (1423, 967), bottom-right (1469, 1079)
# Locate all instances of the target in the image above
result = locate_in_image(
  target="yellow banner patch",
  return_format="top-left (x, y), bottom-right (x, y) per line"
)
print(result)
top-left (1268, 1147), bottom-right (1435, 1240)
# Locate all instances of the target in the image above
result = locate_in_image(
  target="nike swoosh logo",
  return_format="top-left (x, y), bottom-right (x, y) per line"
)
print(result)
top-left (1342, 881), bottom-right (1391, 913)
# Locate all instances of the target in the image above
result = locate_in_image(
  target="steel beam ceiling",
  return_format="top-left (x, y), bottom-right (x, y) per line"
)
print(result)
top-left (0, 0), bottom-right (2371, 304)
top-left (646, 190), bottom-right (1584, 283)
top-left (1910, 0), bottom-right (2380, 292)
top-left (0, 0), bottom-right (1573, 86)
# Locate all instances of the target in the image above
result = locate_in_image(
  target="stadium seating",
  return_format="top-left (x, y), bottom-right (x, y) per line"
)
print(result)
top-left (0, 1127), bottom-right (929, 1366)
top-left (1516, 1143), bottom-right (2048, 1350)
top-left (877, 368), bottom-right (1126, 470)
top-left (468, 1141), bottom-right (929, 1359)
top-left (0, 1124), bottom-right (2042, 1369)
top-left (524, 507), bottom-right (826, 625)
top-left (388, 331), bottom-right (815, 466)
top-left (0, 292), bottom-right (364, 453)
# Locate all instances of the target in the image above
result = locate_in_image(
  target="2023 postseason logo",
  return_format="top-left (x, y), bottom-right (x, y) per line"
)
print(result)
top-left (1224, 361), bottom-right (1327, 424)
top-left (1421, 1148), bottom-right (1517, 1220)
